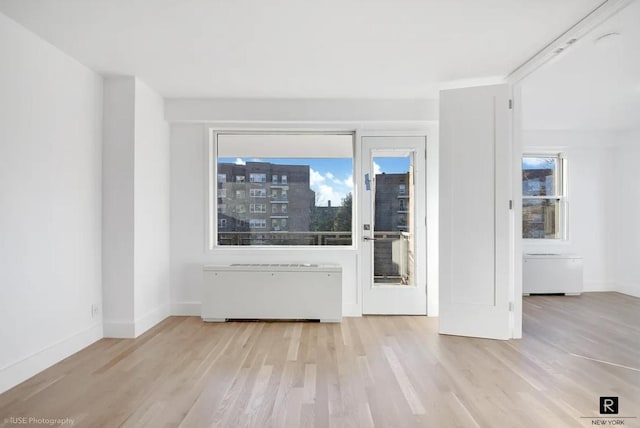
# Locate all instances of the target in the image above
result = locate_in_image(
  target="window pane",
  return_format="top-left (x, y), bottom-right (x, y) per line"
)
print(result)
top-left (216, 137), bottom-right (353, 246)
top-left (372, 156), bottom-right (414, 287)
top-left (523, 199), bottom-right (561, 239)
top-left (522, 157), bottom-right (557, 196)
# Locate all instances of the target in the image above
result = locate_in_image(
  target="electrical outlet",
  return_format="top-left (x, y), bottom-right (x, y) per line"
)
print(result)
top-left (91, 304), bottom-right (100, 318)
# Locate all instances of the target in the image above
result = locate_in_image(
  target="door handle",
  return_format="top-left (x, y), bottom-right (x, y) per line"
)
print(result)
top-left (363, 236), bottom-right (377, 241)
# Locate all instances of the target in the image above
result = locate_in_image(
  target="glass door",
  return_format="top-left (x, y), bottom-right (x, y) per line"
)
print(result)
top-left (361, 136), bottom-right (427, 314)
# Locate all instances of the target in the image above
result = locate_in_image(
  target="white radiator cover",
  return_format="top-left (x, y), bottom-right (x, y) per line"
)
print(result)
top-left (202, 264), bottom-right (342, 322)
top-left (523, 254), bottom-right (583, 295)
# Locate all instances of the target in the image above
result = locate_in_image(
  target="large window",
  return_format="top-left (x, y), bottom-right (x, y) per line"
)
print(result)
top-left (213, 133), bottom-right (354, 246)
top-left (522, 154), bottom-right (566, 239)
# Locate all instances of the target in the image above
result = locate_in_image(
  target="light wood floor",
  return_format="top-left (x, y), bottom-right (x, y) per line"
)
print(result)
top-left (1, 292), bottom-right (639, 427)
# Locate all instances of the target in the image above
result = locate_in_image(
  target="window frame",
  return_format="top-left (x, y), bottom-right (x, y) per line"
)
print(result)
top-left (208, 130), bottom-right (356, 250)
top-left (522, 152), bottom-right (568, 241)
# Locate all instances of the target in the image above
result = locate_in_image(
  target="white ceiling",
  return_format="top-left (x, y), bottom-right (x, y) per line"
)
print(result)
top-left (0, 0), bottom-right (604, 99)
top-left (521, 0), bottom-right (640, 131)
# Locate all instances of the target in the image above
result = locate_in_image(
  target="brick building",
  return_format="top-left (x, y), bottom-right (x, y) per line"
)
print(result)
top-left (217, 162), bottom-right (315, 234)
top-left (374, 172), bottom-right (411, 232)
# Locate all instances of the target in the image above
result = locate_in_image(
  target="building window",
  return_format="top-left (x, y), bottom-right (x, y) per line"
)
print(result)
top-left (250, 188), bottom-right (267, 198)
top-left (214, 132), bottom-right (354, 246)
top-left (522, 154), bottom-right (566, 239)
top-left (249, 173), bottom-right (267, 183)
top-left (218, 218), bottom-right (227, 229)
top-left (398, 184), bottom-right (406, 195)
top-left (217, 174), bottom-right (226, 184)
top-left (249, 219), bottom-right (266, 229)
top-left (250, 203), bottom-right (266, 213)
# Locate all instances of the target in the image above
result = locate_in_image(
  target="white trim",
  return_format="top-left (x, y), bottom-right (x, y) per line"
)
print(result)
top-left (615, 283), bottom-right (640, 298)
top-left (511, 85), bottom-right (523, 339)
top-left (171, 302), bottom-right (202, 316)
top-left (103, 320), bottom-right (135, 339)
top-left (583, 281), bottom-right (615, 292)
top-left (105, 305), bottom-right (170, 338)
top-left (134, 304), bottom-right (170, 337)
top-left (0, 323), bottom-right (102, 394)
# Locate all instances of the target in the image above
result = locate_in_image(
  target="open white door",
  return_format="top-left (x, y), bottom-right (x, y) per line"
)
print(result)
top-left (439, 84), bottom-right (513, 339)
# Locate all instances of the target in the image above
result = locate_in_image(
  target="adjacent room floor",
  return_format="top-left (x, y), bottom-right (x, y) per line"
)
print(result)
top-left (1, 292), bottom-right (639, 427)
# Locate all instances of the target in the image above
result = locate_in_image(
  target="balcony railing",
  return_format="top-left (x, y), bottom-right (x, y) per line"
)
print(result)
top-left (217, 230), bottom-right (409, 246)
top-left (218, 231), bottom-right (353, 246)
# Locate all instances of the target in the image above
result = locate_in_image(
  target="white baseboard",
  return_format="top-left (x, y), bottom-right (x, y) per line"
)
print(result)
top-left (0, 323), bottom-right (102, 394)
top-left (171, 301), bottom-right (201, 316)
top-left (583, 281), bottom-right (615, 292)
top-left (135, 304), bottom-right (170, 337)
top-left (614, 282), bottom-right (640, 298)
top-left (342, 303), bottom-right (362, 317)
top-left (103, 320), bottom-right (135, 339)
top-left (104, 304), bottom-right (170, 339)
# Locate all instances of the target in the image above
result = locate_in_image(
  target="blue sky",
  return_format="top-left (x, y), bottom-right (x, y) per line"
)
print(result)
top-left (220, 157), bottom-right (409, 206)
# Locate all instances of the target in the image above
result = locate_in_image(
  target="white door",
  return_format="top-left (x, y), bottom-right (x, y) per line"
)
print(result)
top-left (361, 136), bottom-right (427, 315)
top-left (439, 84), bottom-right (513, 339)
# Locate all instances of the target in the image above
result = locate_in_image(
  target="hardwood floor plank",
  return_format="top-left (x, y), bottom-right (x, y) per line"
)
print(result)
top-left (1, 292), bottom-right (639, 427)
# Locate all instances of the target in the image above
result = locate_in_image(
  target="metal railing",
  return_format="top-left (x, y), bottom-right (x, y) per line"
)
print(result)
top-left (218, 231), bottom-right (353, 246)
top-left (217, 231), bottom-right (410, 245)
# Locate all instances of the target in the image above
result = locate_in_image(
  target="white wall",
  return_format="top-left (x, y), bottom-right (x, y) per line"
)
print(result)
top-left (133, 79), bottom-right (171, 334)
top-left (0, 12), bottom-right (103, 393)
top-left (612, 131), bottom-right (640, 297)
top-left (103, 77), bottom-right (170, 338)
top-left (102, 77), bottom-right (135, 334)
top-left (522, 130), bottom-right (616, 292)
top-left (165, 98), bottom-right (438, 123)
top-left (169, 111), bottom-right (439, 317)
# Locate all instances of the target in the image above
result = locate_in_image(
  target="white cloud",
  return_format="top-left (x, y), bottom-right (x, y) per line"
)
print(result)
top-left (315, 184), bottom-right (348, 207)
top-left (343, 174), bottom-right (353, 189)
top-left (324, 172), bottom-right (344, 186)
top-left (309, 168), bottom-right (325, 187)
top-left (234, 157), bottom-right (246, 165)
top-left (373, 161), bottom-right (382, 175)
top-left (310, 169), bottom-right (352, 206)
